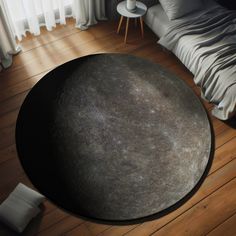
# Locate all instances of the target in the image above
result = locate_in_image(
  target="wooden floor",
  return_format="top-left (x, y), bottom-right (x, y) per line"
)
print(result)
top-left (0, 19), bottom-right (236, 236)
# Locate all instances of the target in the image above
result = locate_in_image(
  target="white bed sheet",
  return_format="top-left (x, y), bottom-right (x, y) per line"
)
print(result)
top-left (145, 1), bottom-right (236, 120)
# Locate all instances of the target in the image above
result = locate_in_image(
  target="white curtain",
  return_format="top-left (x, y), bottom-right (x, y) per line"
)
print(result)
top-left (0, 0), bottom-right (21, 71)
top-left (73, 0), bottom-right (107, 30)
top-left (4, 0), bottom-right (106, 41)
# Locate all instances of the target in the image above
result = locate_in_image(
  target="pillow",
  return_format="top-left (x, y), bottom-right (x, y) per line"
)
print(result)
top-left (159, 0), bottom-right (203, 20)
top-left (0, 195), bottom-right (40, 233)
top-left (10, 183), bottom-right (45, 207)
top-left (0, 183), bottom-right (45, 233)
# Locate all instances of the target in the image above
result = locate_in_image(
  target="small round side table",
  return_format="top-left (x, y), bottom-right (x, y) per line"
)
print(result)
top-left (117, 1), bottom-right (147, 43)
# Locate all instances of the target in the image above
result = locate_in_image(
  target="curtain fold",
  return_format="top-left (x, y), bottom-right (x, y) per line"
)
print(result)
top-left (74, 0), bottom-right (107, 30)
top-left (4, 0), bottom-right (71, 40)
top-left (0, 0), bottom-right (21, 71)
top-left (4, 0), bottom-right (106, 41)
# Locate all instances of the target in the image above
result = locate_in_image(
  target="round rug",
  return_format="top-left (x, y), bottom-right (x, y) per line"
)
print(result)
top-left (16, 53), bottom-right (213, 222)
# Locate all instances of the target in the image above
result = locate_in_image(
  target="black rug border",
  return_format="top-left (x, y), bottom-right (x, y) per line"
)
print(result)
top-left (15, 53), bottom-right (215, 225)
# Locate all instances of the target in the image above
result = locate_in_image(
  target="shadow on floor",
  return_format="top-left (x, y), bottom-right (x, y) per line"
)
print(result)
top-left (224, 116), bottom-right (236, 129)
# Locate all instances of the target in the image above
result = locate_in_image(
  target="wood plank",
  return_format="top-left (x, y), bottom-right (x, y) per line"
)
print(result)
top-left (211, 118), bottom-right (228, 136)
top-left (210, 137), bottom-right (236, 173)
top-left (0, 71), bottom-right (47, 102)
top-left (0, 125), bottom-right (15, 150)
top-left (0, 91), bottom-right (28, 116)
top-left (215, 128), bottom-right (236, 148)
top-left (206, 213), bottom-right (236, 236)
top-left (0, 109), bottom-right (19, 130)
top-left (0, 160), bottom-right (25, 200)
top-left (24, 208), bottom-right (69, 235)
top-left (100, 27), bottom-right (155, 54)
top-left (65, 221), bottom-right (110, 236)
top-left (0, 144), bottom-right (16, 164)
top-left (33, 215), bottom-right (83, 236)
top-left (96, 224), bottom-right (137, 236)
top-left (211, 118), bottom-right (231, 137)
top-left (0, 156), bottom-right (24, 185)
top-left (151, 178), bottom-right (236, 236)
top-left (120, 159), bottom-right (236, 236)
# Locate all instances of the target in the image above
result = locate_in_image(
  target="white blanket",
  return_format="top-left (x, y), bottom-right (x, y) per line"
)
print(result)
top-left (158, 2), bottom-right (236, 120)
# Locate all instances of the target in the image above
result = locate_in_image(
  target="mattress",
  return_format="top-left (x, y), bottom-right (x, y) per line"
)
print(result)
top-left (144, 4), bottom-right (171, 38)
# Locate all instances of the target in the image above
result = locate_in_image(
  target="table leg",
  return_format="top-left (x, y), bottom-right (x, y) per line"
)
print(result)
top-left (135, 18), bottom-right (137, 28)
top-left (140, 16), bottom-right (144, 38)
top-left (125, 18), bottom-right (130, 43)
top-left (117, 16), bottom-right (124, 34)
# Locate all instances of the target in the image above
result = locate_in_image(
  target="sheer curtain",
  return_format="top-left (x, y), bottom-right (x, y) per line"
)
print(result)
top-left (0, 0), bottom-right (21, 71)
top-left (73, 0), bottom-right (106, 30)
top-left (4, 0), bottom-right (106, 41)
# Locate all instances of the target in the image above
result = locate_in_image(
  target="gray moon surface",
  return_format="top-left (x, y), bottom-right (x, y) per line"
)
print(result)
top-left (16, 53), bottom-right (213, 222)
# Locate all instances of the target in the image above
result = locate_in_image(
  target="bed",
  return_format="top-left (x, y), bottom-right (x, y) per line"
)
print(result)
top-left (145, 0), bottom-right (236, 120)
